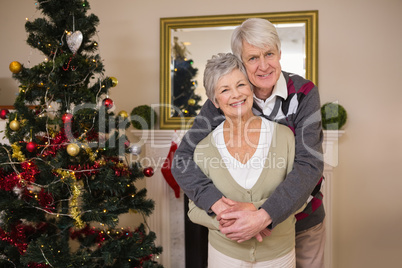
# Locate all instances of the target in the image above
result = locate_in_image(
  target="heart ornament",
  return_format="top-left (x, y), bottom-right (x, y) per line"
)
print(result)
top-left (66, 30), bottom-right (83, 54)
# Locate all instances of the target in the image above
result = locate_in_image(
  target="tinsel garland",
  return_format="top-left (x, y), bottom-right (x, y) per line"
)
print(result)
top-left (40, 128), bottom-right (98, 158)
top-left (11, 142), bottom-right (26, 162)
top-left (0, 222), bottom-right (48, 255)
top-left (37, 189), bottom-right (55, 213)
top-left (70, 224), bottom-right (151, 247)
top-left (53, 168), bottom-right (84, 227)
top-left (66, 162), bottom-right (101, 180)
top-left (70, 180), bottom-right (84, 228)
top-left (0, 161), bottom-right (39, 191)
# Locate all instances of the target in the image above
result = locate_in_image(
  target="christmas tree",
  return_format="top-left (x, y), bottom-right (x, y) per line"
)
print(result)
top-left (171, 37), bottom-right (202, 117)
top-left (0, 0), bottom-right (162, 267)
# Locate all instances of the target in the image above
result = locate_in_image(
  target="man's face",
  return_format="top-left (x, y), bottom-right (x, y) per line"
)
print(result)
top-left (241, 41), bottom-right (282, 92)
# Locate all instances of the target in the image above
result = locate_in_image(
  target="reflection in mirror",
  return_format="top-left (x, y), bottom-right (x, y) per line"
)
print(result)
top-left (171, 37), bottom-right (202, 117)
top-left (160, 11), bottom-right (317, 129)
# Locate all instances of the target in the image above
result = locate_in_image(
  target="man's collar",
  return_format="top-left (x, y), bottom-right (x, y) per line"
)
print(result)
top-left (273, 72), bottom-right (288, 100)
top-left (253, 72), bottom-right (288, 102)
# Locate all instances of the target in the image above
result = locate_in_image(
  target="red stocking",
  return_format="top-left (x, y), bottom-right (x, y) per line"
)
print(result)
top-left (161, 140), bottom-right (180, 198)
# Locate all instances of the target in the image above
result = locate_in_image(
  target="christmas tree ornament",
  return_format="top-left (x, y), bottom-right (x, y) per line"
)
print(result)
top-left (9, 119), bottom-right (20, 131)
top-left (66, 30), bottom-right (83, 54)
top-left (102, 98), bottom-right (113, 109)
top-left (62, 113), bottom-right (74, 124)
top-left (26, 141), bottom-right (37, 153)
top-left (0, 109), bottom-right (9, 119)
top-left (118, 110), bottom-right (128, 118)
top-left (143, 167), bottom-right (154, 177)
top-left (124, 139), bottom-right (130, 148)
top-left (187, 98), bottom-right (196, 106)
top-left (9, 61), bottom-right (22, 74)
top-left (110, 77), bottom-right (118, 87)
top-left (67, 143), bottom-right (80, 156)
top-left (128, 144), bottom-right (142, 155)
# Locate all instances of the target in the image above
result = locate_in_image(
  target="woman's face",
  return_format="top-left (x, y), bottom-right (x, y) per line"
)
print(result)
top-left (241, 41), bottom-right (282, 91)
top-left (213, 68), bottom-right (254, 119)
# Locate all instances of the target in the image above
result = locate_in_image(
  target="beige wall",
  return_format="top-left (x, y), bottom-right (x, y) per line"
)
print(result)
top-left (1, 0), bottom-right (402, 267)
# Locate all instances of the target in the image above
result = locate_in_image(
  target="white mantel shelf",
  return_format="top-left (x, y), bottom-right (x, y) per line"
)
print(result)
top-left (131, 129), bottom-right (345, 268)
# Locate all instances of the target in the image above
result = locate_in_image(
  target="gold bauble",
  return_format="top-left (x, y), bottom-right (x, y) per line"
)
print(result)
top-left (118, 110), bottom-right (128, 118)
top-left (9, 119), bottom-right (20, 131)
top-left (67, 143), bottom-right (80, 156)
top-left (187, 98), bottom-right (196, 106)
top-left (110, 76), bottom-right (118, 87)
top-left (9, 61), bottom-right (22, 74)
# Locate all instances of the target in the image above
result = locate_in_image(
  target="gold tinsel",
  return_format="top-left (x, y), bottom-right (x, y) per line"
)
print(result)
top-left (84, 145), bottom-right (96, 162)
top-left (70, 181), bottom-right (84, 228)
top-left (54, 168), bottom-right (84, 228)
top-left (98, 159), bottom-right (106, 166)
top-left (11, 143), bottom-right (26, 162)
top-left (54, 169), bottom-right (75, 181)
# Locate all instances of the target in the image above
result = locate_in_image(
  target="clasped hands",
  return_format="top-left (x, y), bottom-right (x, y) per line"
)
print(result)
top-left (211, 196), bottom-right (272, 243)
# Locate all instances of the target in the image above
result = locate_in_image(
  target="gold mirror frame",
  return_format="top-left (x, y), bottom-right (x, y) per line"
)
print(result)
top-left (160, 10), bottom-right (318, 129)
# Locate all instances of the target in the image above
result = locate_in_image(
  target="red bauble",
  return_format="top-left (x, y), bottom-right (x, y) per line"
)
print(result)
top-left (26, 141), bottom-right (37, 152)
top-left (0, 109), bottom-right (9, 119)
top-left (143, 167), bottom-right (154, 177)
top-left (62, 113), bottom-right (74, 124)
top-left (102, 98), bottom-right (113, 109)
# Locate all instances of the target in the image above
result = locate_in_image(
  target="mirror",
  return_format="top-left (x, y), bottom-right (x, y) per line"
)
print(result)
top-left (160, 11), bottom-right (318, 129)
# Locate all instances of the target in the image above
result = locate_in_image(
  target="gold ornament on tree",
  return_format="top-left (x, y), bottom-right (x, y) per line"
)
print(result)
top-left (9, 61), bottom-right (22, 74)
top-left (9, 119), bottom-right (20, 131)
top-left (67, 143), bottom-right (80, 156)
top-left (110, 77), bottom-right (118, 87)
top-left (118, 110), bottom-right (128, 118)
top-left (187, 98), bottom-right (196, 106)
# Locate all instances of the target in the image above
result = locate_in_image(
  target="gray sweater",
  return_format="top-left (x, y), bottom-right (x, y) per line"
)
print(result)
top-left (171, 71), bottom-right (324, 232)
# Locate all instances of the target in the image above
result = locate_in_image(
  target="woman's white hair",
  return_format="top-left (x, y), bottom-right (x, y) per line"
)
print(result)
top-left (203, 53), bottom-right (251, 103)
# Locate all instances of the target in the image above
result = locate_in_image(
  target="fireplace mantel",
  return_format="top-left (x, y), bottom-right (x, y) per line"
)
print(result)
top-left (131, 129), bottom-right (344, 268)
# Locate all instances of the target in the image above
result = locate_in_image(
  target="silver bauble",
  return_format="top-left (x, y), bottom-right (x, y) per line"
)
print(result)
top-left (129, 144), bottom-right (142, 155)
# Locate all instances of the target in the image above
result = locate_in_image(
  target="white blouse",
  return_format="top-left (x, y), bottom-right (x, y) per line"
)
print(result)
top-left (212, 117), bottom-right (275, 189)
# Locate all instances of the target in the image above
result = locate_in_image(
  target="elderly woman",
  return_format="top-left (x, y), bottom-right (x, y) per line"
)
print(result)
top-left (188, 53), bottom-right (298, 267)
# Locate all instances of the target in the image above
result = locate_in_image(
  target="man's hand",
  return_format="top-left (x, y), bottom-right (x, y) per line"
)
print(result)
top-left (210, 196), bottom-right (232, 215)
top-left (218, 209), bottom-right (272, 243)
top-left (218, 197), bottom-right (256, 227)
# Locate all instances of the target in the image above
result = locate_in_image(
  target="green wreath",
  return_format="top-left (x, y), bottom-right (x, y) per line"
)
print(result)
top-left (321, 102), bottom-right (347, 130)
top-left (130, 105), bottom-right (157, 130)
